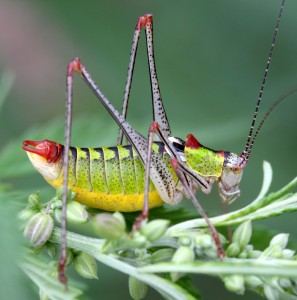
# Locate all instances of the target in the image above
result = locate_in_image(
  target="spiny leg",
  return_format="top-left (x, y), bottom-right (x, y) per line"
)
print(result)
top-left (138, 121), bottom-right (223, 256)
top-left (118, 14), bottom-right (171, 146)
top-left (131, 120), bottom-right (201, 232)
top-left (117, 18), bottom-right (141, 145)
top-left (170, 158), bottom-right (225, 259)
top-left (131, 121), bottom-right (216, 252)
top-left (58, 59), bottom-right (75, 285)
top-left (132, 122), bottom-right (158, 232)
top-left (149, 120), bottom-right (209, 192)
top-left (60, 58), bottom-right (178, 277)
top-left (143, 15), bottom-right (171, 138)
top-left (116, 14), bottom-right (208, 230)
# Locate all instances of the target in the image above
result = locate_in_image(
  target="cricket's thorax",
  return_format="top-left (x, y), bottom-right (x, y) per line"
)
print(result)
top-left (184, 134), bottom-right (225, 177)
top-left (24, 140), bottom-right (177, 212)
top-left (182, 134), bottom-right (246, 203)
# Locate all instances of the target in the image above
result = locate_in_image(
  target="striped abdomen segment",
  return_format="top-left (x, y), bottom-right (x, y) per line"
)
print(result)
top-left (59, 142), bottom-right (170, 211)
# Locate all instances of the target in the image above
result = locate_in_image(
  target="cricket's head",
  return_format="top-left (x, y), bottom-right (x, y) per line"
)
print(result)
top-left (185, 134), bottom-right (247, 203)
top-left (219, 151), bottom-right (247, 203)
top-left (22, 140), bottom-right (63, 181)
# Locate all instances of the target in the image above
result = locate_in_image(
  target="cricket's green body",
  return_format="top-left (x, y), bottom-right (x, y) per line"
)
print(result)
top-left (24, 140), bottom-right (178, 212)
top-left (24, 134), bottom-right (241, 209)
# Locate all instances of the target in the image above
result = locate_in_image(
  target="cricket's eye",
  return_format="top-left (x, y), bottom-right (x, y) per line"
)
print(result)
top-left (231, 165), bottom-right (242, 174)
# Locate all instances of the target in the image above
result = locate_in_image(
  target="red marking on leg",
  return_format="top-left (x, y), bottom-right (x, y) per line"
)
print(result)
top-left (22, 140), bottom-right (63, 163)
top-left (150, 121), bottom-right (159, 132)
top-left (135, 14), bottom-right (153, 30)
top-left (131, 210), bottom-right (148, 234)
top-left (58, 256), bottom-right (68, 286)
top-left (185, 134), bottom-right (201, 149)
top-left (67, 58), bottom-right (82, 76)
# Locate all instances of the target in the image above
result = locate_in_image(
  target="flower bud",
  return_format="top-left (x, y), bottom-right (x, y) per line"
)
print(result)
top-left (130, 231), bottom-right (147, 248)
top-left (194, 233), bottom-right (217, 258)
top-left (203, 246), bottom-right (217, 259)
top-left (260, 245), bottom-right (282, 259)
top-left (56, 186), bottom-right (75, 202)
top-left (171, 246), bottom-right (195, 281)
top-left (278, 278), bottom-right (291, 289)
top-left (18, 208), bottom-right (36, 221)
top-left (54, 208), bottom-right (62, 223)
top-left (226, 243), bottom-right (241, 257)
top-left (74, 252), bottom-right (98, 279)
top-left (238, 250), bottom-right (248, 259)
top-left (93, 213), bottom-right (126, 239)
top-left (129, 276), bottom-right (147, 300)
top-left (250, 250), bottom-right (262, 258)
top-left (179, 236), bottom-right (192, 247)
top-left (151, 248), bottom-right (175, 263)
top-left (54, 202), bottom-right (88, 224)
top-left (195, 234), bottom-right (213, 249)
top-left (233, 221), bottom-right (252, 250)
top-left (224, 275), bottom-right (245, 295)
top-left (263, 285), bottom-right (279, 300)
top-left (140, 219), bottom-right (169, 242)
top-left (113, 212), bottom-right (126, 230)
top-left (23, 212), bottom-right (54, 247)
top-left (282, 249), bottom-right (295, 259)
top-left (172, 246), bottom-right (195, 264)
top-left (51, 199), bottom-right (62, 209)
top-left (66, 249), bottom-right (74, 266)
top-left (269, 233), bottom-right (289, 250)
top-left (245, 276), bottom-right (263, 288)
top-left (66, 201), bottom-right (88, 224)
top-left (265, 276), bottom-right (280, 288)
top-left (28, 193), bottom-right (40, 209)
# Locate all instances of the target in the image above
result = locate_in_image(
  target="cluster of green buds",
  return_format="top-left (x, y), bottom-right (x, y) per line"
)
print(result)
top-left (19, 193), bottom-right (54, 248)
top-left (20, 190), bottom-right (98, 281)
top-left (20, 189), bottom-right (89, 247)
top-left (170, 236), bottom-right (195, 282)
top-left (53, 187), bottom-right (89, 224)
top-left (92, 212), bottom-right (170, 251)
top-left (91, 212), bottom-right (172, 299)
top-left (46, 249), bottom-right (98, 281)
top-left (224, 221), bottom-right (297, 299)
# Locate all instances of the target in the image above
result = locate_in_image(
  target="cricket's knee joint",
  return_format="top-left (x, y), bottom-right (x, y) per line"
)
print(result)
top-left (68, 57), bottom-right (82, 76)
top-left (136, 14), bottom-right (153, 30)
top-left (150, 121), bottom-right (159, 132)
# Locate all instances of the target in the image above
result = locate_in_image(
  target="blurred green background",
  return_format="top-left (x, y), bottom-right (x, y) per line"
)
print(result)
top-left (0, 0), bottom-right (297, 299)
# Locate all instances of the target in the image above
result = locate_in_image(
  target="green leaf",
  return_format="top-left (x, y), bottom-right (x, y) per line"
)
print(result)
top-left (21, 255), bottom-right (83, 300)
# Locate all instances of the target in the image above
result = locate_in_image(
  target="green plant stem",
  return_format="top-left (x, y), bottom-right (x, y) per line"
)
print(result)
top-left (138, 259), bottom-right (297, 277)
top-left (167, 176), bottom-right (297, 234)
top-left (50, 228), bottom-right (196, 300)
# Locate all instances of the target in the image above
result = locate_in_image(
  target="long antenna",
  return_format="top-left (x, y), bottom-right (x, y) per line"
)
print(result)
top-left (242, 0), bottom-right (286, 160)
top-left (245, 87), bottom-right (297, 160)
